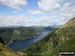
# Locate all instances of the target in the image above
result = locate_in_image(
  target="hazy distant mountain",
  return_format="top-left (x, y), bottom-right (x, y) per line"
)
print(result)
top-left (43, 26), bottom-right (55, 31)
top-left (50, 25), bottom-right (62, 28)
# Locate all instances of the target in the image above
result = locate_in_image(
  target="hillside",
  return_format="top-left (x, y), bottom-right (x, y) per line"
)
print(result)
top-left (20, 18), bottom-right (75, 56)
top-left (0, 42), bottom-right (19, 56)
top-left (0, 26), bottom-right (55, 44)
top-left (0, 27), bottom-right (41, 44)
top-left (0, 37), bottom-right (5, 44)
top-left (0, 37), bottom-right (18, 56)
top-left (0, 37), bottom-right (27, 56)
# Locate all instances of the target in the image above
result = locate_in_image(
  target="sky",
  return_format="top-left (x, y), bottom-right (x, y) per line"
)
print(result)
top-left (0, 0), bottom-right (75, 26)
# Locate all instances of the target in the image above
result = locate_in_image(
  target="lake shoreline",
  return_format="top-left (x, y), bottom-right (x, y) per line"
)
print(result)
top-left (8, 31), bottom-right (50, 51)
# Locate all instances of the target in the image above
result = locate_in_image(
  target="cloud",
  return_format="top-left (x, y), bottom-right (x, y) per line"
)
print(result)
top-left (0, 0), bottom-right (75, 26)
top-left (38, 0), bottom-right (75, 12)
top-left (38, 0), bottom-right (62, 11)
top-left (28, 10), bottom-right (47, 15)
top-left (0, 15), bottom-right (58, 26)
top-left (29, 0), bottom-right (75, 19)
top-left (28, 0), bottom-right (62, 14)
top-left (0, 15), bottom-right (33, 26)
top-left (0, 0), bottom-right (27, 11)
top-left (38, 0), bottom-right (75, 24)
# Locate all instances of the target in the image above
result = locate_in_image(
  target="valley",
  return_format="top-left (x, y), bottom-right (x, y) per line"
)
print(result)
top-left (0, 26), bottom-right (54, 44)
top-left (0, 18), bottom-right (75, 56)
top-left (20, 18), bottom-right (75, 56)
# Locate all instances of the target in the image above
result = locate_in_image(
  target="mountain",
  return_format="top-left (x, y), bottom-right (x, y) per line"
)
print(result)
top-left (32, 26), bottom-right (55, 31)
top-left (43, 26), bottom-right (55, 31)
top-left (50, 25), bottom-right (62, 28)
top-left (20, 18), bottom-right (75, 56)
top-left (0, 26), bottom-right (55, 44)
top-left (0, 27), bottom-right (41, 44)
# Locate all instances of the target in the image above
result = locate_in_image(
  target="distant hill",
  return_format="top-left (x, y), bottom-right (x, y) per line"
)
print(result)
top-left (0, 26), bottom-right (55, 44)
top-left (21, 18), bottom-right (75, 56)
top-left (43, 26), bottom-right (55, 31)
top-left (32, 26), bottom-right (56, 31)
top-left (0, 27), bottom-right (41, 44)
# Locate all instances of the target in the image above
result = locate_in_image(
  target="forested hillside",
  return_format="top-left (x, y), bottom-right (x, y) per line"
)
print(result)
top-left (0, 27), bottom-right (41, 44)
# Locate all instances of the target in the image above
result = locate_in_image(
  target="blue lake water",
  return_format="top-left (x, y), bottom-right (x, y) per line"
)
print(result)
top-left (8, 31), bottom-right (50, 51)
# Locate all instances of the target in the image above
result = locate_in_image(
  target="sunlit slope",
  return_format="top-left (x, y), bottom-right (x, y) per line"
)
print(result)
top-left (0, 42), bottom-right (18, 56)
top-left (21, 18), bottom-right (75, 56)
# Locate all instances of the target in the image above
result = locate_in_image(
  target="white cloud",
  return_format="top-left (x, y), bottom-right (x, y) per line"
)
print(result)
top-left (28, 0), bottom-right (62, 14)
top-left (0, 0), bottom-right (27, 11)
top-left (38, 0), bottom-right (62, 11)
top-left (0, 15), bottom-right (33, 26)
top-left (0, 15), bottom-right (58, 26)
top-left (38, 0), bottom-right (75, 13)
top-left (29, 0), bottom-right (75, 20)
top-left (0, 0), bottom-right (75, 26)
top-left (28, 10), bottom-right (47, 15)
top-left (38, 0), bottom-right (75, 25)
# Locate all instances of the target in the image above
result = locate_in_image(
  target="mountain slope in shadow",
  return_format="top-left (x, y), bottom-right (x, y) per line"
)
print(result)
top-left (0, 36), bottom-right (5, 44)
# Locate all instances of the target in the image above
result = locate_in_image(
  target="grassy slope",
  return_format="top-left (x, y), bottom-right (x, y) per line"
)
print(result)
top-left (0, 42), bottom-right (18, 56)
top-left (20, 18), bottom-right (75, 56)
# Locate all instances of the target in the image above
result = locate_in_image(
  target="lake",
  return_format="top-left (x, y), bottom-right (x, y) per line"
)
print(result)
top-left (8, 31), bottom-right (50, 51)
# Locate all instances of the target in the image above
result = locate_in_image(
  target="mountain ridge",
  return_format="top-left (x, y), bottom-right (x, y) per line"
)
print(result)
top-left (20, 18), bottom-right (75, 56)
